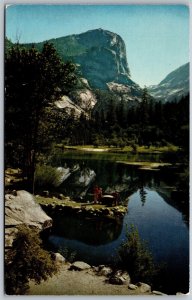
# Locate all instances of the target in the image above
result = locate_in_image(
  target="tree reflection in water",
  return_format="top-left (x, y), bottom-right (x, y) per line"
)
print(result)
top-left (49, 214), bottom-right (123, 246)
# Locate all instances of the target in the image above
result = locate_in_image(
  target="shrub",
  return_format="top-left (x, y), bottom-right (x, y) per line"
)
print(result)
top-left (34, 164), bottom-right (62, 189)
top-left (5, 225), bottom-right (58, 295)
top-left (116, 225), bottom-right (157, 284)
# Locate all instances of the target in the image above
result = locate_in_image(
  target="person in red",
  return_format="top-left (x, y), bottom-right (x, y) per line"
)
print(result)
top-left (98, 187), bottom-right (103, 203)
top-left (93, 185), bottom-right (99, 204)
top-left (112, 191), bottom-right (120, 206)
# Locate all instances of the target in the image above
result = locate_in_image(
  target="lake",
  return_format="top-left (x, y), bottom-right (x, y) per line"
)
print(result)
top-left (44, 151), bottom-right (189, 295)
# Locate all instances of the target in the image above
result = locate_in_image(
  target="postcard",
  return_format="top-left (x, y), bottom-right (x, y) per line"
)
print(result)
top-left (4, 2), bottom-right (190, 296)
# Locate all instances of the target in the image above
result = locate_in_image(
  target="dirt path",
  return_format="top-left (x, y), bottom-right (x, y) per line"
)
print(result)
top-left (28, 263), bottom-right (152, 296)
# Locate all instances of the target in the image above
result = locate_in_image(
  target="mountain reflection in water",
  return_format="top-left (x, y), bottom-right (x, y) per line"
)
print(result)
top-left (46, 153), bottom-right (189, 294)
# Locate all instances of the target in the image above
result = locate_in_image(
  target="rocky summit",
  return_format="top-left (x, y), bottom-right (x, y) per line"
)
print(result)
top-left (49, 28), bottom-right (131, 89)
top-left (27, 28), bottom-right (142, 95)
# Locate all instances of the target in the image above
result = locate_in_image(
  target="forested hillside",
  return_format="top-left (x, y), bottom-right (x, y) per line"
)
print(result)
top-left (5, 36), bottom-right (189, 190)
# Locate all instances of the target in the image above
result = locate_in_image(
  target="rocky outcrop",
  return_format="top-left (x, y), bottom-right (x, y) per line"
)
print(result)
top-left (67, 261), bottom-right (169, 295)
top-left (55, 95), bottom-right (85, 118)
top-left (55, 87), bottom-right (97, 119)
top-left (51, 252), bottom-right (66, 264)
top-left (109, 270), bottom-right (131, 285)
top-left (70, 88), bottom-right (97, 113)
top-left (70, 261), bottom-right (91, 271)
top-left (5, 190), bottom-right (52, 249)
top-left (55, 28), bottom-right (131, 90)
top-left (40, 201), bottom-right (128, 220)
top-left (97, 266), bottom-right (113, 276)
top-left (107, 80), bottom-right (142, 103)
top-left (137, 282), bottom-right (151, 293)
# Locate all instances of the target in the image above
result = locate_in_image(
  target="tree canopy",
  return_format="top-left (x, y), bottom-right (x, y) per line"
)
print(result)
top-left (5, 42), bottom-right (80, 189)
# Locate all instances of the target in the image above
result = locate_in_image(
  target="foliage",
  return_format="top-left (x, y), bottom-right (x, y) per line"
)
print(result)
top-left (5, 42), bottom-right (80, 188)
top-left (90, 89), bottom-right (189, 150)
top-left (5, 225), bottom-right (58, 295)
top-left (34, 164), bottom-right (62, 189)
top-left (116, 225), bottom-right (157, 284)
top-left (5, 42), bottom-right (189, 176)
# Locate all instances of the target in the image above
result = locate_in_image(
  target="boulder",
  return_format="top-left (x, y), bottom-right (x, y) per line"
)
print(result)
top-left (152, 290), bottom-right (167, 295)
top-left (128, 284), bottom-right (138, 290)
top-left (176, 292), bottom-right (186, 295)
top-left (137, 282), bottom-right (151, 293)
top-left (70, 261), bottom-right (91, 271)
top-left (5, 190), bottom-right (52, 249)
top-left (98, 266), bottom-right (112, 276)
top-left (70, 88), bottom-right (97, 111)
top-left (55, 167), bottom-right (71, 186)
top-left (55, 96), bottom-right (86, 118)
top-left (51, 253), bottom-right (65, 263)
top-left (58, 193), bottom-right (65, 200)
top-left (109, 270), bottom-right (131, 285)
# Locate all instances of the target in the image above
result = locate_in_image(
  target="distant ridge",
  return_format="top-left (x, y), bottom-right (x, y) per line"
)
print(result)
top-left (148, 63), bottom-right (189, 103)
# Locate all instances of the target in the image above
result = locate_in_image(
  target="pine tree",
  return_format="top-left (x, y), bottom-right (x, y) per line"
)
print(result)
top-left (5, 42), bottom-right (79, 191)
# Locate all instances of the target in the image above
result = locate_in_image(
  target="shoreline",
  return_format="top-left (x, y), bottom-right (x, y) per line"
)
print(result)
top-left (61, 144), bottom-right (181, 154)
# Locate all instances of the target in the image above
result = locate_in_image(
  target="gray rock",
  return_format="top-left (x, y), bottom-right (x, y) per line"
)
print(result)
top-left (70, 88), bottom-right (97, 111)
top-left (52, 253), bottom-right (65, 263)
top-left (98, 265), bottom-right (105, 269)
top-left (92, 266), bottom-right (99, 272)
top-left (109, 270), bottom-right (131, 285)
top-left (109, 276), bottom-right (126, 285)
top-left (176, 292), bottom-right (186, 295)
top-left (137, 282), bottom-right (151, 293)
top-left (128, 284), bottom-right (138, 290)
top-left (5, 190), bottom-right (52, 249)
top-left (152, 290), bottom-right (167, 295)
top-left (70, 261), bottom-right (91, 271)
top-left (58, 193), bottom-right (65, 200)
top-left (55, 167), bottom-right (71, 186)
top-left (98, 266), bottom-right (112, 276)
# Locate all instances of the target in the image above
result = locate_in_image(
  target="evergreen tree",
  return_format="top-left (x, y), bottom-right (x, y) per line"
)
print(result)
top-left (139, 86), bottom-right (150, 126)
top-left (117, 99), bottom-right (127, 128)
top-left (5, 42), bottom-right (79, 190)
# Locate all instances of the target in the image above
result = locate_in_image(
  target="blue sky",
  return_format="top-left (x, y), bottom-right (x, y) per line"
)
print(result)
top-left (5, 4), bottom-right (189, 87)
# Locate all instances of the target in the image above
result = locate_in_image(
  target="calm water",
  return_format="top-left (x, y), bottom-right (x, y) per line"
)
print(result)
top-left (45, 151), bottom-right (189, 294)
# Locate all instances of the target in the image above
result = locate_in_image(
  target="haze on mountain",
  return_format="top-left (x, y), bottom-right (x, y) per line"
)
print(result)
top-left (148, 62), bottom-right (189, 103)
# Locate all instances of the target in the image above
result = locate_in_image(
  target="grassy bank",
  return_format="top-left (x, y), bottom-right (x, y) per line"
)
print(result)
top-left (59, 144), bottom-right (180, 154)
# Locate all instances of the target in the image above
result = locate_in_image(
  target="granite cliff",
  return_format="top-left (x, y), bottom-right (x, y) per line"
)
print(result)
top-left (44, 28), bottom-right (131, 89)
top-left (25, 28), bottom-right (142, 102)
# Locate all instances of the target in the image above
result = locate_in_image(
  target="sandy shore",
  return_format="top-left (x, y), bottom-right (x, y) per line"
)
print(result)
top-left (28, 263), bottom-right (152, 296)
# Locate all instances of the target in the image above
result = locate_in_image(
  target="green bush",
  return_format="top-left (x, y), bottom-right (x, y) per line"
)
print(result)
top-left (5, 225), bottom-right (58, 295)
top-left (116, 225), bottom-right (157, 284)
top-left (34, 164), bottom-right (62, 188)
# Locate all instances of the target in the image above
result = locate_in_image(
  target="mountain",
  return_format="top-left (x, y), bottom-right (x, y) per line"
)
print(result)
top-left (23, 28), bottom-right (143, 101)
top-left (148, 63), bottom-right (189, 103)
